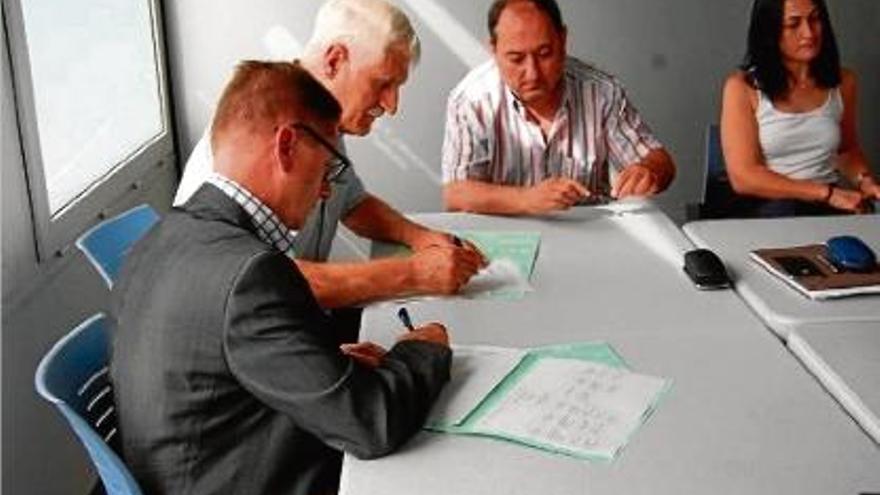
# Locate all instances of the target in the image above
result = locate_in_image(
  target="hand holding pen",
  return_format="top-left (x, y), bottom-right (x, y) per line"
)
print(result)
top-left (407, 237), bottom-right (486, 295)
top-left (396, 307), bottom-right (449, 346)
top-left (450, 234), bottom-right (489, 268)
top-left (340, 307), bottom-right (449, 366)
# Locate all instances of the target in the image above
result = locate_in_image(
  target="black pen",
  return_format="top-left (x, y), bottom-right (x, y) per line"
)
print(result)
top-left (397, 307), bottom-right (415, 332)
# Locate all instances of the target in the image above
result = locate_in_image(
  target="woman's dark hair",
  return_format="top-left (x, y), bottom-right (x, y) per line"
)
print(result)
top-left (488, 0), bottom-right (565, 44)
top-left (741, 0), bottom-right (840, 99)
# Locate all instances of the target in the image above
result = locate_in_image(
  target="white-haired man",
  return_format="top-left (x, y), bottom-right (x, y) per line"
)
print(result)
top-left (176, 0), bottom-right (485, 318)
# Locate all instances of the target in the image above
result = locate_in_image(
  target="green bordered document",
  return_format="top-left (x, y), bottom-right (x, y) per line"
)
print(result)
top-left (455, 230), bottom-right (541, 281)
top-left (375, 230), bottom-right (541, 300)
top-left (455, 230), bottom-right (540, 299)
top-left (426, 342), bottom-right (672, 462)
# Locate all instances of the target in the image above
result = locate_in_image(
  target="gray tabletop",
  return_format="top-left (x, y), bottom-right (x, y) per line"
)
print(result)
top-left (789, 321), bottom-right (880, 445)
top-left (683, 215), bottom-right (880, 339)
top-left (341, 205), bottom-right (880, 495)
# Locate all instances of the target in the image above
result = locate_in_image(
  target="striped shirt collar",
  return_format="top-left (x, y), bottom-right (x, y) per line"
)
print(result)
top-left (508, 74), bottom-right (573, 122)
top-left (207, 173), bottom-right (298, 258)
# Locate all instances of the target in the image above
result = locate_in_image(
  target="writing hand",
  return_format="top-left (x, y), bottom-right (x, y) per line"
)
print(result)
top-left (397, 322), bottom-right (449, 347)
top-left (409, 245), bottom-right (484, 295)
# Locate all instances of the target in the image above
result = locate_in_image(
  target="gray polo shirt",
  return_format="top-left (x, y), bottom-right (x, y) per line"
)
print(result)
top-left (174, 129), bottom-right (367, 261)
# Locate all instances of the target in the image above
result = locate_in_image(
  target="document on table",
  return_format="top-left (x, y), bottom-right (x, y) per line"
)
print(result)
top-left (427, 345), bottom-right (527, 427)
top-left (372, 230), bottom-right (541, 301)
top-left (456, 230), bottom-right (541, 281)
top-left (459, 258), bottom-right (531, 299)
top-left (427, 342), bottom-right (671, 462)
top-left (451, 230), bottom-right (540, 299)
top-left (472, 358), bottom-right (669, 460)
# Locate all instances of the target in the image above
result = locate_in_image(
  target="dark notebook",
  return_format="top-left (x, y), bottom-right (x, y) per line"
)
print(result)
top-left (750, 244), bottom-right (880, 300)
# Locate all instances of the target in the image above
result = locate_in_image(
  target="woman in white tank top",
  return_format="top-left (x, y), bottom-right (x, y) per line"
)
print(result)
top-left (719, 0), bottom-right (879, 217)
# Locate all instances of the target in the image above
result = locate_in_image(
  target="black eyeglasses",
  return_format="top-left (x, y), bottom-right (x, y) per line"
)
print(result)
top-left (291, 122), bottom-right (352, 183)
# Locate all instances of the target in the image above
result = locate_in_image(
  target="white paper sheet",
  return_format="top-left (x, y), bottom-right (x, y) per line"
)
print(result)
top-left (473, 358), bottom-right (668, 459)
top-left (459, 258), bottom-right (532, 298)
top-left (428, 345), bottom-right (527, 427)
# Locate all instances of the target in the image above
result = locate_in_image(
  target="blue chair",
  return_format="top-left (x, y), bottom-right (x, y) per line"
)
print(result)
top-left (703, 124), bottom-right (726, 188)
top-left (688, 125), bottom-right (739, 219)
top-left (76, 205), bottom-right (159, 288)
top-left (35, 314), bottom-right (143, 495)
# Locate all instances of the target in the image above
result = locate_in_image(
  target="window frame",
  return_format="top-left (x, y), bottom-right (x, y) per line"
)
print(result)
top-left (3, 0), bottom-right (174, 260)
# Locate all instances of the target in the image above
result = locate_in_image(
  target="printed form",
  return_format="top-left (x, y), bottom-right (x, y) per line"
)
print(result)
top-left (473, 358), bottom-right (669, 459)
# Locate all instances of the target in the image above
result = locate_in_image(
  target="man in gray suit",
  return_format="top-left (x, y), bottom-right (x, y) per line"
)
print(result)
top-left (111, 61), bottom-right (452, 495)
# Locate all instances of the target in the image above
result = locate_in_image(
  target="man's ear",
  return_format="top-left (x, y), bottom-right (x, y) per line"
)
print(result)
top-left (274, 126), bottom-right (297, 173)
top-left (323, 43), bottom-right (349, 80)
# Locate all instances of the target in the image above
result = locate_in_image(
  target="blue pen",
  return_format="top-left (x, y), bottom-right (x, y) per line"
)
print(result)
top-left (397, 307), bottom-right (415, 332)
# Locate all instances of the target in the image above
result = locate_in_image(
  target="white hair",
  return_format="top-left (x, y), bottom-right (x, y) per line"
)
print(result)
top-left (304, 0), bottom-right (421, 66)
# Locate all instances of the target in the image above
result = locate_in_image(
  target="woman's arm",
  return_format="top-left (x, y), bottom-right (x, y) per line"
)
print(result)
top-left (836, 69), bottom-right (880, 199)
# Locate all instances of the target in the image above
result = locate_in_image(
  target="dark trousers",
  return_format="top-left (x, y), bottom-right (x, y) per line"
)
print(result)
top-left (746, 198), bottom-right (847, 218)
top-left (702, 179), bottom-right (852, 219)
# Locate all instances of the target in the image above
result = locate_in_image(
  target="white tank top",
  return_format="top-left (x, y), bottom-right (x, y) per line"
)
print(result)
top-left (756, 87), bottom-right (842, 183)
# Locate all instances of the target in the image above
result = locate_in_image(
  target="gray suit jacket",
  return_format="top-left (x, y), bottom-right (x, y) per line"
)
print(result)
top-left (110, 185), bottom-right (451, 495)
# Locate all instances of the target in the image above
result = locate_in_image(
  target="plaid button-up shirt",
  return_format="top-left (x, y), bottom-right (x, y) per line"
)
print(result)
top-left (207, 173), bottom-right (298, 259)
top-left (442, 57), bottom-right (663, 195)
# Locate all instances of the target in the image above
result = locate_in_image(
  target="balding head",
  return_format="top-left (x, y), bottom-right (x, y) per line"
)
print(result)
top-left (211, 60), bottom-right (340, 154)
top-left (210, 61), bottom-right (342, 227)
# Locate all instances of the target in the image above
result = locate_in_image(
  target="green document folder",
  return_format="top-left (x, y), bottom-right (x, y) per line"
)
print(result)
top-left (455, 230), bottom-right (541, 281)
top-left (375, 230), bottom-right (541, 300)
top-left (427, 342), bottom-right (672, 462)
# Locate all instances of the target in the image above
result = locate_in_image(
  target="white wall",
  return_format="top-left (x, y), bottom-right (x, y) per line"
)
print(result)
top-left (165, 0), bottom-right (880, 227)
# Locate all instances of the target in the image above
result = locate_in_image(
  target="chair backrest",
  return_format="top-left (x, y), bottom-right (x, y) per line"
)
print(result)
top-left (692, 124), bottom-right (743, 219)
top-left (700, 124), bottom-right (727, 201)
top-left (76, 205), bottom-right (160, 288)
top-left (35, 314), bottom-right (143, 495)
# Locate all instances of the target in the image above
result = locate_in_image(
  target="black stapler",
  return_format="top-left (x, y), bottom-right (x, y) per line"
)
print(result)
top-left (683, 249), bottom-right (731, 290)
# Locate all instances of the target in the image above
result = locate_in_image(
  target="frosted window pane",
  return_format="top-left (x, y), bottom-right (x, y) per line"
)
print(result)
top-left (21, 0), bottom-right (163, 215)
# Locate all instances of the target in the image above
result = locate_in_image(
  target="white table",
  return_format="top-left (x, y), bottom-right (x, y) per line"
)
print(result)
top-left (789, 321), bottom-right (880, 445)
top-left (341, 204), bottom-right (880, 495)
top-left (683, 215), bottom-right (880, 339)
